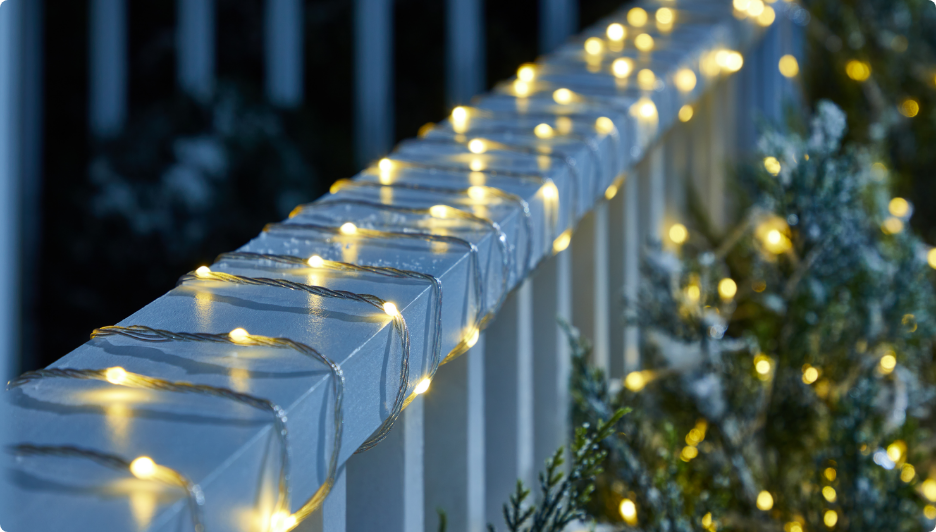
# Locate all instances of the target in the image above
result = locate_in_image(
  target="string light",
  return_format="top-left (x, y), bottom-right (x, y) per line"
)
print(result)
top-left (270, 511), bottom-right (298, 532)
top-left (754, 354), bottom-right (773, 379)
top-left (637, 69), bottom-right (656, 90)
top-left (923, 479), bottom-right (936, 501)
top-left (452, 106), bottom-right (469, 132)
top-left (680, 445), bottom-right (699, 461)
top-left (824, 467), bottom-right (837, 481)
top-left (631, 98), bottom-right (657, 119)
top-left (606, 23), bottom-right (626, 41)
top-left (624, 371), bottom-right (652, 392)
top-left (513, 80), bottom-right (530, 97)
top-left (822, 486), bottom-right (837, 502)
top-left (755, 491), bottom-right (773, 511)
top-left (716, 51), bottom-right (744, 72)
top-left (757, 5), bottom-right (775, 25)
top-left (733, 0), bottom-right (751, 11)
top-left (824, 510), bottom-right (838, 527)
top-left (340, 222), bottom-right (358, 235)
top-left (718, 278), bottom-right (737, 300)
top-left (468, 139), bottom-right (487, 154)
top-left (553, 88), bottom-right (573, 104)
top-left (881, 217), bottom-right (904, 235)
top-left (634, 33), bottom-right (654, 51)
top-left (379, 158), bottom-right (393, 172)
top-left (555, 117), bottom-right (572, 135)
top-left (467, 186), bottom-right (487, 201)
top-left (900, 463), bottom-right (916, 483)
top-left (764, 156), bottom-right (781, 175)
top-left (414, 378), bottom-right (431, 395)
top-left (553, 229), bottom-right (572, 253)
top-left (779, 55), bottom-right (799, 77)
top-left (802, 364), bottom-right (820, 384)
top-left (674, 69), bottom-right (697, 92)
top-left (899, 99), bottom-right (920, 118)
top-left (195, 266), bottom-right (212, 278)
top-left (747, 0), bottom-right (765, 16)
top-left (229, 327), bottom-right (250, 342)
top-left (619, 498), bottom-right (638, 525)
top-left (612, 58), bottom-right (634, 78)
top-left (627, 7), bottom-right (648, 27)
top-left (307, 255), bottom-right (325, 268)
top-left (669, 223), bottom-right (688, 244)
top-left (584, 37), bottom-right (604, 55)
top-left (928, 249), bottom-right (936, 269)
top-left (889, 197), bottom-right (910, 217)
top-left (534, 123), bottom-right (555, 139)
top-left (879, 351), bottom-right (897, 374)
top-left (517, 63), bottom-right (536, 82)
top-left (465, 328), bottom-right (480, 348)
top-left (846, 60), bottom-right (871, 82)
top-left (595, 117), bottom-right (615, 135)
top-left (926, 505), bottom-right (936, 520)
top-left (656, 7), bottom-right (674, 24)
top-left (429, 205), bottom-right (450, 218)
top-left (678, 105), bottom-right (694, 122)
top-left (105, 366), bottom-right (128, 385)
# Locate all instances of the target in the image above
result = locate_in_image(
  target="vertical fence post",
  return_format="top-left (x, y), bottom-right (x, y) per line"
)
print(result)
top-left (89, 0), bottom-right (127, 137)
top-left (355, 0), bottom-right (394, 166)
top-left (622, 169), bottom-right (640, 374)
top-left (533, 250), bottom-right (571, 469)
top-left (178, 0), bottom-right (215, 102)
top-left (539, 0), bottom-right (578, 53)
top-left (298, 467), bottom-right (347, 532)
top-left (571, 207), bottom-right (610, 374)
top-left (446, 0), bottom-right (484, 107)
top-left (265, 0), bottom-right (304, 108)
top-left (346, 397), bottom-right (424, 532)
top-left (467, 333), bottom-right (486, 532)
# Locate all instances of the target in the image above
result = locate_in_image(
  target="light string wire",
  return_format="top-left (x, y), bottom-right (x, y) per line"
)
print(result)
top-left (87, 325), bottom-right (344, 528)
top-left (329, 179), bottom-right (536, 277)
top-left (290, 199), bottom-right (512, 315)
top-left (176, 269), bottom-right (410, 455)
top-left (8, 367), bottom-right (291, 526)
top-left (8, 443), bottom-right (206, 532)
top-left (215, 251), bottom-right (446, 378)
top-left (413, 136), bottom-right (586, 212)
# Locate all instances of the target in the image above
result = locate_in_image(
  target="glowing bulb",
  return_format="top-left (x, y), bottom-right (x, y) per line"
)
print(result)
top-left (195, 266), bottom-right (212, 278)
top-left (702, 513), bottom-right (713, 528)
top-left (678, 105), bottom-right (694, 122)
top-left (822, 486), bottom-right (837, 502)
top-left (634, 34), bottom-right (654, 52)
top-left (887, 441), bottom-right (905, 462)
top-left (383, 302), bottom-right (399, 317)
top-left (889, 197), bottom-right (910, 217)
top-left (619, 499), bottom-right (638, 524)
top-left (466, 328), bottom-right (480, 348)
top-left (534, 123), bottom-right (555, 139)
top-left (846, 60), bottom-right (871, 82)
top-left (452, 106), bottom-right (468, 123)
top-left (330, 178), bottom-right (352, 193)
top-left (767, 230), bottom-right (782, 245)
top-left (778, 55), bottom-right (799, 77)
top-left (764, 156), bottom-right (781, 175)
top-left (656, 7), bottom-right (674, 24)
top-left (674, 69), bottom-right (697, 92)
top-left (926, 505), bottom-right (936, 520)
top-left (230, 328), bottom-right (250, 342)
top-left (824, 510), bottom-right (838, 527)
top-left (469, 159), bottom-right (485, 172)
top-left (624, 371), bottom-right (647, 391)
top-left (340, 222), bottom-right (358, 235)
top-left (517, 63), bottom-right (536, 82)
top-left (756, 491), bottom-right (773, 511)
top-left (747, 0), bottom-right (764, 16)
top-left (923, 479), bottom-right (936, 501)
top-left (879, 352), bottom-right (897, 374)
top-left (899, 99), bottom-right (920, 118)
top-left (669, 224), bottom-right (688, 244)
top-left (606, 23), bottom-right (626, 41)
top-left (680, 445), bottom-right (699, 461)
top-left (882, 217), bottom-right (904, 235)
top-left (542, 181), bottom-right (558, 200)
top-left (722, 51), bottom-right (743, 72)
top-left (595, 117), bottom-right (615, 135)
top-left (612, 58), bottom-right (634, 78)
top-left (270, 511), bottom-right (297, 532)
top-left (130, 457), bottom-right (157, 480)
top-left (379, 158), bottom-right (393, 172)
top-left (756, 360), bottom-right (772, 375)
top-left (802, 366), bottom-right (819, 384)
top-left (307, 255), bottom-right (324, 268)
top-left (718, 278), bottom-right (737, 300)
top-left (584, 37), bottom-right (604, 55)
top-left (757, 6), bottom-right (776, 26)
top-left (553, 230), bottom-right (572, 253)
top-left (553, 88), bottom-right (573, 104)
top-left (733, 0), bottom-right (751, 12)
top-left (605, 183), bottom-right (619, 200)
top-left (754, 354), bottom-right (772, 377)
top-left (685, 285), bottom-right (701, 302)
top-left (429, 205), bottom-right (450, 218)
top-left (928, 249), bottom-right (936, 269)
top-left (627, 7), bottom-right (648, 27)
top-left (105, 367), bottom-right (128, 385)
top-left (824, 468), bottom-right (837, 481)
top-left (414, 378), bottom-right (431, 395)
top-left (513, 80), bottom-right (530, 97)
top-left (468, 139), bottom-right (487, 154)
top-left (901, 463), bottom-right (916, 483)
top-left (637, 69), bottom-right (656, 90)
top-left (467, 186), bottom-right (486, 200)
top-left (632, 98), bottom-right (657, 119)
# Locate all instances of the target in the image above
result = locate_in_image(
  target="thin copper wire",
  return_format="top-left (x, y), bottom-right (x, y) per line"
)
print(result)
top-left (8, 443), bottom-right (206, 532)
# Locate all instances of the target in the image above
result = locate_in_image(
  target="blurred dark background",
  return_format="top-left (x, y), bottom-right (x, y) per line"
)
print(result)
top-left (23, 0), bottom-right (629, 371)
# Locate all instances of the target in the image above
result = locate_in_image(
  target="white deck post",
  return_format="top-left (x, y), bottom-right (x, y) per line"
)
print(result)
top-left (89, 0), bottom-right (127, 137)
top-left (265, 0), bottom-right (304, 107)
top-left (572, 206), bottom-right (610, 374)
top-left (178, 0), bottom-right (215, 101)
top-left (298, 467), bottom-right (347, 532)
top-left (539, 0), bottom-right (578, 53)
top-left (446, 0), bottom-right (484, 106)
top-left (355, 0), bottom-right (395, 166)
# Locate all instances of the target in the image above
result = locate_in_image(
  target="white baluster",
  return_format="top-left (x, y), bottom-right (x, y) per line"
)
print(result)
top-left (265, 0), bottom-right (304, 107)
top-left (354, 0), bottom-right (395, 165)
top-left (89, 0), bottom-right (127, 137)
top-left (178, 0), bottom-right (215, 101)
top-left (446, 0), bottom-right (484, 106)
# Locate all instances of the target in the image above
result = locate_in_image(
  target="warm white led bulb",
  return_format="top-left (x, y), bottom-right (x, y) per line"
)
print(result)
top-left (340, 222), bottom-right (358, 235)
top-left (606, 23), bottom-right (626, 41)
top-left (383, 302), bottom-right (399, 317)
top-left (229, 328), bottom-right (250, 342)
top-left (195, 266), bottom-right (212, 278)
top-left (534, 123), bottom-right (555, 139)
top-left (105, 367), bottom-right (128, 385)
top-left (414, 378), bottom-right (431, 395)
top-left (468, 139), bottom-right (487, 154)
top-left (130, 457), bottom-right (157, 480)
top-left (307, 255), bottom-right (325, 268)
top-left (553, 88), bottom-right (573, 105)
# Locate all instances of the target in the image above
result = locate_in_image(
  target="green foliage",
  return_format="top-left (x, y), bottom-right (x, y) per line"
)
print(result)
top-left (489, 406), bottom-right (628, 532)
top-left (573, 102), bottom-right (936, 531)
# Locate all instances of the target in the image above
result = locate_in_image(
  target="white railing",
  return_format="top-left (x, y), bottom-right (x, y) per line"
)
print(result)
top-left (0, 1), bottom-right (805, 531)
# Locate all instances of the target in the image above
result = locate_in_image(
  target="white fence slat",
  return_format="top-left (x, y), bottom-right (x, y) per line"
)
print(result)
top-left (467, 334), bottom-right (486, 532)
top-left (265, 0), bottom-right (304, 107)
top-left (642, 144), bottom-right (665, 242)
top-left (178, 0), bottom-right (215, 101)
top-left (345, 397), bottom-right (424, 532)
top-left (539, 0), bottom-right (578, 53)
top-left (622, 169), bottom-right (640, 374)
top-left (297, 467), bottom-right (346, 532)
top-left (89, 0), bottom-right (127, 137)
top-left (516, 280), bottom-right (534, 488)
top-left (354, 0), bottom-right (394, 165)
top-left (446, 0), bottom-right (484, 106)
